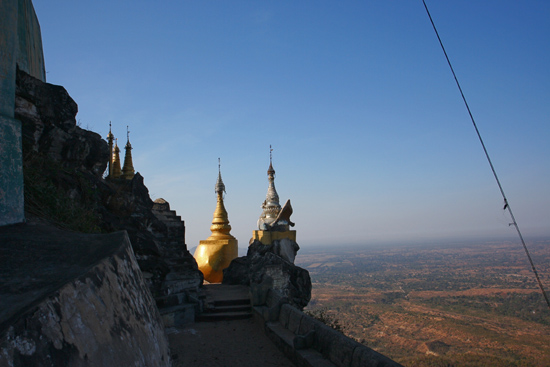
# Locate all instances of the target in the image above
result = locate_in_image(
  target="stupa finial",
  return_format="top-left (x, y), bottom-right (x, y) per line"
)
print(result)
top-left (268, 145), bottom-right (275, 176)
top-left (121, 125), bottom-right (135, 180)
top-left (208, 159), bottom-right (233, 239)
top-left (258, 145), bottom-right (281, 229)
top-left (215, 158), bottom-right (226, 195)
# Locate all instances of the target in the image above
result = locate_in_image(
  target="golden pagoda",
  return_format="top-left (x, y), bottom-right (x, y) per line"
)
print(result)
top-left (253, 146), bottom-right (296, 245)
top-left (121, 126), bottom-right (135, 180)
top-left (111, 139), bottom-right (122, 178)
top-left (194, 159), bottom-right (238, 283)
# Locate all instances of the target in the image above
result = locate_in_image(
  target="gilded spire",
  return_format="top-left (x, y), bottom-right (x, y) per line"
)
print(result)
top-left (111, 138), bottom-right (122, 178)
top-left (194, 159), bottom-right (238, 283)
top-left (207, 159), bottom-right (234, 240)
top-left (106, 121), bottom-right (114, 177)
top-left (121, 125), bottom-right (135, 180)
top-left (215, 157), bottom-right (226, 195)
top-left (258, 145), bottom-right (281, 229)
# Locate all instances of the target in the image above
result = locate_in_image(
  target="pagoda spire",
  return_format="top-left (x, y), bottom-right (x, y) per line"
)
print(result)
top-left (106, 121), bottom-right (114, 177)
top-left (258, 145), bottom-right (281, 229)
top-left (208, 158), bottom-right (233, 239)
top-left (111, 138), bottom-right (122, 178)
top-left (194, 158), bottom-right (238, 283)
top-left (121, 126), bottom-right (135, 180)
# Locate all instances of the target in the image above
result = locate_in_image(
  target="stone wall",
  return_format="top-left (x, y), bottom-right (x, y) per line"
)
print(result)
top-left (0, 224), bottom-right (171, 367)
top-left (16, 0), bottom-right (46, 82)
top-left (255, 292), bottom-right (403, 367)
top-left (0, 0), bottom-right (45, 226)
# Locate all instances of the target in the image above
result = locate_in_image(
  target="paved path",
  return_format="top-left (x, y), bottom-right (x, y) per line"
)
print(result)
top-left (167, 284), bottom-right (295, 367)
top-left (167, 318), bottom-right (295, 367)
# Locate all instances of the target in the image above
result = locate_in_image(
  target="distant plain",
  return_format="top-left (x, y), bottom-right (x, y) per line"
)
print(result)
top-left (297, 239), bottom-right (550, 366)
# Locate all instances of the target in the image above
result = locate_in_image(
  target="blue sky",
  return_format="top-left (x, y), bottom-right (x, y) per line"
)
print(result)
top-left (33, 1), bottom-right (549, 249)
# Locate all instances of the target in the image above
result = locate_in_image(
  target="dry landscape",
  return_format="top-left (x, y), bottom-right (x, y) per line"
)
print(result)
top-left (297, 239), bottom-right (550, 366)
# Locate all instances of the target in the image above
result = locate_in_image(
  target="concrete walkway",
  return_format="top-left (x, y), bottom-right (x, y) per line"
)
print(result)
top-left (167, 284), bottom-right (295, 367)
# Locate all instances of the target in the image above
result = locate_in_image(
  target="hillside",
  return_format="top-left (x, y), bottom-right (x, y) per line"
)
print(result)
top-left (297, 240), bottom-right (550, 366)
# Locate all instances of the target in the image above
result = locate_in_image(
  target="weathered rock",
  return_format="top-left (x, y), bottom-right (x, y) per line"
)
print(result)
top-left (15, 68), bottom-right (108, 176)
top-left (15, 68), bottom-right (202, 307)
top-left (222, 256), bottom-right (250, 285)
top-left (223, 239), bottom-right (311, 310)
top-left (0, 224), bottom-right (171, 367)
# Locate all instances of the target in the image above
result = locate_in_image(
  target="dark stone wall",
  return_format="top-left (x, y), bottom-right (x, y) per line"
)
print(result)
top-left (0, 229), bottom-right (171, 367)
top-left (16, 0), bottom-right (46, 82)
top-left (0, 0), bottom-right (45, 226)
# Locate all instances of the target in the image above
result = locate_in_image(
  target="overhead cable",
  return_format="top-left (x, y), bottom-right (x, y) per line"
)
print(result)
top-left (421, 0), bottom-right (550, 311)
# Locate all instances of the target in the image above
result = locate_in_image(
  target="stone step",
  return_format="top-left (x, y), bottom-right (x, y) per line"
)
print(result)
top-left (196, 311), bottom-right (252, 322)
top-left (210, 298), bottom-right (251, 308)
top-left (160, 303), bottom-right (196, 327)
top-left (205, 304), bottom-right (251, 314)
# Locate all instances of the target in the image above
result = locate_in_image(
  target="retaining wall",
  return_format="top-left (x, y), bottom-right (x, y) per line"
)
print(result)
top-left (254, 290), bottom-right (403, 367)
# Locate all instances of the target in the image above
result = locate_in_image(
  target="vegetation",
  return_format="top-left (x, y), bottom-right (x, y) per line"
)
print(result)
top-left (23, 153), bottom-right (102, 233)
top-left (299, 240), bottom-right (550, 367)
top-left (304, 307), bottom-right (343, 332)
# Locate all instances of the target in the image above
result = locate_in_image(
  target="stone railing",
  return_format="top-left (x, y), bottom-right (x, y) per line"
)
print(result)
top-left (253, 290), bottom-right (404, 367)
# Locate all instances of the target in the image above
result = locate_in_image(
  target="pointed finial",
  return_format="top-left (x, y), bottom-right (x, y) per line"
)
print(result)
top-left (107, 121), bottom-right (115, 141)
top-left (127, 125), bottom-right (130, 142)
top-left (268, 145), bottom-right (275, 176)
top-left (215, 158), bottom-right (226, 195)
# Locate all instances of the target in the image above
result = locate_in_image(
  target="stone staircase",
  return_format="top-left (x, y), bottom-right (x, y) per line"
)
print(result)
top-left (197, 284), bottom-right (252, 322)
top-left (151, 199), bottom-right (203, 327)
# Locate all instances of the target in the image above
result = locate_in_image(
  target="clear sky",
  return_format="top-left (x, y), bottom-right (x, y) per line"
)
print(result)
top-left (33, 1), bottom-right (549, 249)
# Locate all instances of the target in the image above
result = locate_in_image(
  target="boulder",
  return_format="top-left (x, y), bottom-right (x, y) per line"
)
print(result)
top-left (223, 239), bottom-right (311, 310)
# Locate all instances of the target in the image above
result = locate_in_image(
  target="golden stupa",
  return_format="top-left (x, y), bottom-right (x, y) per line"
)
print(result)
top-left (111, 139), bottom-right (122, 178)
top-left (106, 123), bottom-right (134, 180)
top-left (194, 159), bottom-right (238, 283)
top-left (121, 126), bottom-right (135, 180)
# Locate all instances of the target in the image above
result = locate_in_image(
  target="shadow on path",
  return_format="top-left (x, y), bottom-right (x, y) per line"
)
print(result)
top-left (167, 318), bottom-right (295, 367)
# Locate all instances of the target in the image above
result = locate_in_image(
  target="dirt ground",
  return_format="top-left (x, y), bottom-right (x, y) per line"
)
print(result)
top-left (167, 318), bottom-right (295, 367)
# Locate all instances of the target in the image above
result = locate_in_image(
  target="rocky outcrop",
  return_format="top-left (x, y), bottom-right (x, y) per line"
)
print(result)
top-left (14, 68), bottom-right (202, 313)
top-left (0, 223), bottom-right (171, 367)
top-left (15, 67), bottom-right (108, 175)
top-left (223, 239), bottom-right (311, 310)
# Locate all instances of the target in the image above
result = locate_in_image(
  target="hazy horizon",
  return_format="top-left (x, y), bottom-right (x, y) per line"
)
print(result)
top-left (34, 1), bottom-right (549, 249)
